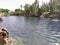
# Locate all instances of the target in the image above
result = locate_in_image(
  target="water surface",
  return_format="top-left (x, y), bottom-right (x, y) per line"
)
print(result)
top-left (0, 16), bottom-right (60, 45)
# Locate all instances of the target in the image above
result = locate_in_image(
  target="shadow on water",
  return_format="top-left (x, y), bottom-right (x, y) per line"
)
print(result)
top-left (24, 17), bottom-right (41, 21)
top-left (0, 18), bottom-right (3, 23)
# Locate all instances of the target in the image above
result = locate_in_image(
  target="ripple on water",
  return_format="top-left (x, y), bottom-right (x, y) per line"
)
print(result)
top-left (46, 34), bottom-right (60, 45)
top-left (52, 19), bottom-right (59, 22)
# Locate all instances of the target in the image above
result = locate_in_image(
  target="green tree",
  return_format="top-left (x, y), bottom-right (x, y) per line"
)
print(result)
top-left (41, 3), bottom-right (50, 13)
top-left (20, 5), bottom-right (23, 10)
top-left (15, 9), bottom-right (20, 15)
top-left (0, 8), bottom-right (9, 13)
top-left (0, 8), bottom-right (9, 16)
top-left (24, 4), bottom-right (30, 16)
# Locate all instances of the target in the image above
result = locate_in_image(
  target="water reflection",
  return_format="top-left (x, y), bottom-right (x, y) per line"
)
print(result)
top-left (0, 18), bottom-right (3, 23)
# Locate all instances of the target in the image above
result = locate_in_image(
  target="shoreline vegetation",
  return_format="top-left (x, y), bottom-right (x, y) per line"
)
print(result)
top-left (0, 0), bottom-right (60, 18)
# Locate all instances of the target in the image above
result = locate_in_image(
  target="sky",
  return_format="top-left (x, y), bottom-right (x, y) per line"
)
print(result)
top-left (0, 0), bottom-right (50, 11)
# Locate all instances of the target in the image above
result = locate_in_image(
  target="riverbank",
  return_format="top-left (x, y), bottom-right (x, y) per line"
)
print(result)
top-left (41, 12), bottom-right (60, 19)
top-left (0, 12), bottom-right (60, 19)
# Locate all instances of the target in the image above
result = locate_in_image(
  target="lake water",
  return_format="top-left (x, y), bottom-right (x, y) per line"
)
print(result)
top-left (0, 16), bottom-right (60, 45)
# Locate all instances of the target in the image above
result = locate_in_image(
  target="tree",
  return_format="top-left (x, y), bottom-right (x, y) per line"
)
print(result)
top-left (41, 3), bottom-right (50, 13)
top-left (20, 5), bottom-right (23, 10)
top-left (24, 4), bottom-right (30, 16)
top-left (37, 8), bottom-right (42, 16)
top-left (0, 8), bottom-right (9, 13)
top-left (0, 8), bottom-right (9, 16)
top-left (15, 9), bottom-right (20, 15)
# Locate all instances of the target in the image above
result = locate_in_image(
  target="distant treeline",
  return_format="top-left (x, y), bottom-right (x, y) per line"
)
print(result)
top-left (0, 0), bottom-right (42, 17)
top-left (0, 0), bottom-right (59, 18)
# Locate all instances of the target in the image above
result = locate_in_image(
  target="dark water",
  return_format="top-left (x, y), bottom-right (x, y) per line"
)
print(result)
top-left (0, 16), bottom-right (60, 45)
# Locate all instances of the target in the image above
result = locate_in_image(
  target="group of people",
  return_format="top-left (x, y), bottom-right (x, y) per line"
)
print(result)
top-left (0, 28), bottom-right (11, 45)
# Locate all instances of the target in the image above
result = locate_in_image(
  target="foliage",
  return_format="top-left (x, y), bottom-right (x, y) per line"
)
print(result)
top-left (49, 3), bottom-right (55, 13)
top-left (0, 8), bottom-right (9, 16)
top-left (57, 5), bottom-right (60, 12)
top-left (0, 0), bottom-right (42, 17)
top-left (24, 4), bottom-right (30, 16)
top-left (0, 8), bottom-right (9, 13)
top-left (41, 3), bottom-right (50, 13)
top-left (24, 4), bottom-right (40, 17)
top-left (14, 9), bottom-right (20, 15)
top-left (10, 0), bottom-right (41, 17)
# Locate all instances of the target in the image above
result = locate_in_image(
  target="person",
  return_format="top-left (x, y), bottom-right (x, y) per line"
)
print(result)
top-left (0, 28), bottom-right (11, 45)
top-left (1, 28), bottom-right (9, 38)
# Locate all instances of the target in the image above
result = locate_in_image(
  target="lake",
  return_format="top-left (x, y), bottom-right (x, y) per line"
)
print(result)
top-left (0, 16), bottom-right (60, 45)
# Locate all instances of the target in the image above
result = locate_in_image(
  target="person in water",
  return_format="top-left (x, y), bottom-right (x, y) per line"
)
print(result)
top-left (0, 28), bottom-right (11, 45)
top-left (1, 28), bottom-right (9, 38)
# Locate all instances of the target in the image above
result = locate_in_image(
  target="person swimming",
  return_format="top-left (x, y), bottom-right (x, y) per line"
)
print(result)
top-left (0, 28), bottom-right (11, 45)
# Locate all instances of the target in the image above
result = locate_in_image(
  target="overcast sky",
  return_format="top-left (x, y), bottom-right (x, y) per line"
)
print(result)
top-left (0, 0), bottom-right (50, 11)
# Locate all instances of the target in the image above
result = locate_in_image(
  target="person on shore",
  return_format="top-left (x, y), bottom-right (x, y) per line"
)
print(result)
top-left (0, 28), bottom-right (11, 45)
